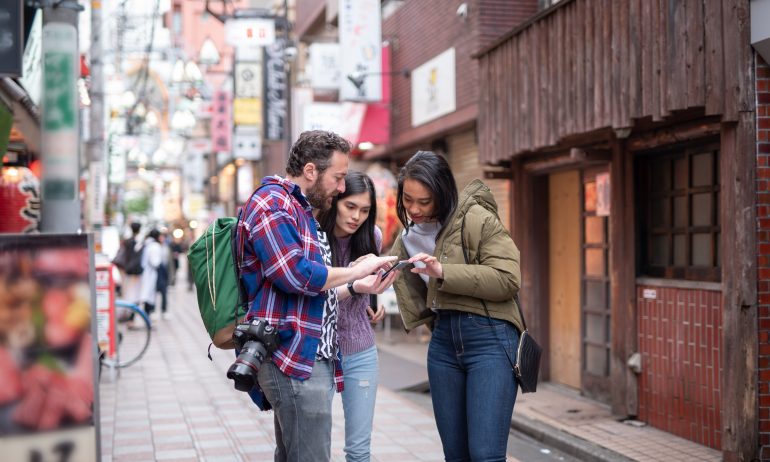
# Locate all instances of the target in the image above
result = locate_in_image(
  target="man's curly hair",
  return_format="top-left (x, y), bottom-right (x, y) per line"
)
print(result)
top-left (286, 131), bottom-right (351, 177)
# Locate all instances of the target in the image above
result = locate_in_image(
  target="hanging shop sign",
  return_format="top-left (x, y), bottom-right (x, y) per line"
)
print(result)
top-left (339, 0), bottom-right (382, 102)
top-left (235, 61), bottom-right (262, 99)
top-left (225, 18), bottom-right (276, 47)
top-left (263, 40), bottom-right (287, 141)
top-left (233, 98), bottom-right (262, 126)
top-left (411, 47), bottom-right (456, 127)
top-left (233, 125), bottom-right (262, 161)
top-left (0, 0), bottom-right (22, 77)
top-left (211, 90), bottom-right (232, 153)
top-left (309, 43), bottom-right (341, 90)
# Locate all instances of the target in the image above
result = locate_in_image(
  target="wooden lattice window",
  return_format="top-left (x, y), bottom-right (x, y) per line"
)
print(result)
top-left (637, 142), bottom-right (721, 282)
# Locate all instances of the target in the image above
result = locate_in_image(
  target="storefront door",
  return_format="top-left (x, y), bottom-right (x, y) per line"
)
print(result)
top-left (581, 167), bottom-right (612, 403)
top-left (548, 170), bottom-right (581, 389)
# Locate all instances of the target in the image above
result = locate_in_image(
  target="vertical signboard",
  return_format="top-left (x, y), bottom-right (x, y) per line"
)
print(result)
top-left (264, 40), bottom-right (287, 141)
top-left (94, 264), bottom-right (116, 360)
top-left (234, 61), bottom-right (262, 98)
top-left (339, 0), bottom-right (382, 101)
top-left (0, 234), bottom-right (98, 462)
top-left (41, 22), bottom-right (80, 227)
top-left (0, 0), bottom-right (22, 77)
top-left (211, 90), bottom-right (232, 153)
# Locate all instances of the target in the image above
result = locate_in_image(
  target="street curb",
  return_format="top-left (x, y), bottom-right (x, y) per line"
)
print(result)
top-left (510, 413), bottom-right (635, 462)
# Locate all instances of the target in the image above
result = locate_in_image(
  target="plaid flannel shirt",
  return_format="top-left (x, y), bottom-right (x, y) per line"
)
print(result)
top-left (237, 175), bottom-right (344, 410)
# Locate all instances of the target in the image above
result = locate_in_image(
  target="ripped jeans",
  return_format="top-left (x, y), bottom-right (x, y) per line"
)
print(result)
top-left (340, 345), bottom-right (379, 462)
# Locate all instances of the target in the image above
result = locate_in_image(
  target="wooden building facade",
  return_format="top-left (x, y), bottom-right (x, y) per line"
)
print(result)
top-left (476, 0), bottom-right (759, 458)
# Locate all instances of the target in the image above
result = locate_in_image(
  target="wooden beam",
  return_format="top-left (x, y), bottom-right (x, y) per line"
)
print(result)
top-left (626, 119), bottom-right (722, 152)
top-left (609, 136), bottom-right (638, 417)
top-left (720, 117), bottom-right (758, 460)
top-left (513, 162), bottom-right (550, 381)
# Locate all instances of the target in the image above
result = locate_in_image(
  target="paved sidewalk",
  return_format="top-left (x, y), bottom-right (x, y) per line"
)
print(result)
top-left (376, 321), bottom-right (722, 462)
top-left (98, 284), bottom-right (518, 462)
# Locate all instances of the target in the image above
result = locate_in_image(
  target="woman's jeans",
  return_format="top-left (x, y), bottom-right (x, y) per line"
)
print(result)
top-left (428, 310), bottom-right (519, 462)
top-left (340, 345), bottom-right (379, 462)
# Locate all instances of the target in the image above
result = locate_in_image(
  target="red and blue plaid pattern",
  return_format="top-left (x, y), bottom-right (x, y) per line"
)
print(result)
top-left (237, 176), bottom-right (343, 410)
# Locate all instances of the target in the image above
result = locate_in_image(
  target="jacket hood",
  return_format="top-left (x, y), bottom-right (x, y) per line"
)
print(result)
top-left (455, 179), bottom-right (499, 219)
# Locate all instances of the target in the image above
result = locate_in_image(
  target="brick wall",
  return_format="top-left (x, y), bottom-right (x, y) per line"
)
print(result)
top-left (383, 0), bottom-right (536, 145)
top-left (637, 285), bottom-right (722, 450)
top-left (757, 55), bottom-right (770, 460)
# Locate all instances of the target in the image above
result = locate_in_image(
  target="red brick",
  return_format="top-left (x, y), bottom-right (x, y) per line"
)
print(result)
top-left (761, 93), bottom-right (770, 105)
top-left (762, 144), bottom-right (770, 155)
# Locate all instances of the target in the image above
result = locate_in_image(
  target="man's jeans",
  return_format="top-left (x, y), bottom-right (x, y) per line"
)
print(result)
top-left (258, 359), bottom-right (335, 462)
top-left (427, 310), bottom-right (519, 462)
top-left (340, 345), bottom-right (379, 462)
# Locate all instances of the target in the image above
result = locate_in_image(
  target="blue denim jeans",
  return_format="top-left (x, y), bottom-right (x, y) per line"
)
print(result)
top-left (340, 345), bottom-right (379, 462)
top-left (427, 310), bottom-right (519, 462)
top-left (257, 359), bottom-right (335, 462)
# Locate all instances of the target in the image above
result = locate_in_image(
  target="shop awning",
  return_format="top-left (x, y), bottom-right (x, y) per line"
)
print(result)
top-left (0, 77), bottom-right (40, 155)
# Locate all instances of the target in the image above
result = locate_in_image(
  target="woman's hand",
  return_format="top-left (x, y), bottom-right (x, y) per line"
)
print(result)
top-left (352, 270), bottom-right (399, 295)
top-left (367, 305), bottom-right (386, 324)
top-left (408, 253), bottom-right (443, 279)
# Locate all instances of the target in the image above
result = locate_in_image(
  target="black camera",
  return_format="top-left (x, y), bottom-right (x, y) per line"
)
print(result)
top-left (226, 319), bottom-right (279, 392)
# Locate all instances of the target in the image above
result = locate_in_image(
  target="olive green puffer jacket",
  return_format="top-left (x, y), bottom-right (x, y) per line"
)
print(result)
top-left (390, 179), bottom-right (523, 333)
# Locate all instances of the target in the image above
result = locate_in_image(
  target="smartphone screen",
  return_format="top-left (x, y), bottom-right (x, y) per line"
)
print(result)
top-left (381, 260), bottom-right (412, 279)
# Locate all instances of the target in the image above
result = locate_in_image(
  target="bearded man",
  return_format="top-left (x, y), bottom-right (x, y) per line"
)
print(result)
top-left (235, 130), bottom-right (397, 462)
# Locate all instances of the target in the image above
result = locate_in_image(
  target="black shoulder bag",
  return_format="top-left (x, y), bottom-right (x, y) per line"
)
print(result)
top-left (460, 217), bottom-right (543, 393)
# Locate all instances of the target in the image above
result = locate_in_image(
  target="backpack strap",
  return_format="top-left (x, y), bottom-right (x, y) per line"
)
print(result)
top-left (233, 182), bottom-right (290, 325)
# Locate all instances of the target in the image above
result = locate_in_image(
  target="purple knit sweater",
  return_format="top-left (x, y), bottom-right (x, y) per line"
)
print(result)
top-left (336, 227), bottom-right (382, 356)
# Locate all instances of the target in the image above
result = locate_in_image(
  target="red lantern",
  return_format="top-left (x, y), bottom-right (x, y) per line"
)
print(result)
top-left (0, 167), bottom-right (40, 233)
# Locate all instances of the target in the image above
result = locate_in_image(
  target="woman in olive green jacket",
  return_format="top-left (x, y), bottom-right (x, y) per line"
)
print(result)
top-left (391, 151), bottom-right (522, 461)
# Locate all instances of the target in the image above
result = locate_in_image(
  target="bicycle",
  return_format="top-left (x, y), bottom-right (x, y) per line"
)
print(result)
top-left (100, 300), bottom-right (152, 369)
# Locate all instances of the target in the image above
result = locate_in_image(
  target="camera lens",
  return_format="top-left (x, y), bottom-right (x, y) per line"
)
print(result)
top-left (226, 340), bottom-right (268, 391)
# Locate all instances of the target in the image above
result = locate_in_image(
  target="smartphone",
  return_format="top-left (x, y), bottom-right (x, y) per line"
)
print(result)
top-left (381, 260), bottom-right (413, 279)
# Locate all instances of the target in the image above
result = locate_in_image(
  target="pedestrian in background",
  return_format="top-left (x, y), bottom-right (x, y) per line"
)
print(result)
top-left (235, 131), bottom-right (398, 462)
top-left (390, 151), bottom-right (523, 461)
top-left (139, 229), bottom-right (163, 320)
top-left (317, 171), bottom-right (386, 462)
top-left (113, 222), bottom-right (143, 306)
top-left (155, 230), bottom-right (173, 320)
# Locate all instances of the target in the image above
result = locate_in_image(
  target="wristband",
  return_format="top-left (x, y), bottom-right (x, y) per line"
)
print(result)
top-left (347, 281), bottom-right (359, 296)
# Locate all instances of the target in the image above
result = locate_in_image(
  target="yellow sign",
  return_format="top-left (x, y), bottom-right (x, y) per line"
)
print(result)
top-left (233, 98), bottom-right (263, 126)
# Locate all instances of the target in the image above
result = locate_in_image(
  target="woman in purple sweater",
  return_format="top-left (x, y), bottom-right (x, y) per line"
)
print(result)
top-left (318, 171), bottom-right (385, 462)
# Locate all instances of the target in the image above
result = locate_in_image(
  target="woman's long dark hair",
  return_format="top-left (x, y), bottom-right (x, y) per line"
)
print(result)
top-left (317, 171), bottom-right (379, 267)
top-left (396, 151), bottom-right (458, 240)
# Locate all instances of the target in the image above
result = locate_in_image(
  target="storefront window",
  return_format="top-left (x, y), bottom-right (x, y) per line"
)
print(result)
top-left (637, 143), bottom-right (720, 282)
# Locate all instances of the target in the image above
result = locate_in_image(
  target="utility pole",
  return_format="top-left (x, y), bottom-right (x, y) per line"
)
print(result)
top-left (38, 0), bottom-right (84, 233)
top-left (87, 0), bottom-right (106, 236)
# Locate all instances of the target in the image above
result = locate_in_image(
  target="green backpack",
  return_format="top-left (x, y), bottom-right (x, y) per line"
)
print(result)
top-left (187, 216), bottom-right (247, 349)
